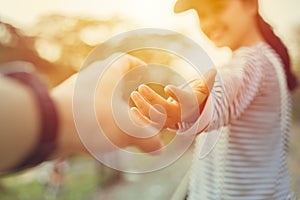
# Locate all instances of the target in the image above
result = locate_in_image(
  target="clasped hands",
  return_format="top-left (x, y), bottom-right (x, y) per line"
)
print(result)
top-left (130, 69), bottom-right (216, 131)
top-left (53, 53), bottom-right (216, 157)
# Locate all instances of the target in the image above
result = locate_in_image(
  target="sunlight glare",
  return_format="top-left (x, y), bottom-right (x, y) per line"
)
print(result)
top-left (35, 38), bottom-right (62, 62)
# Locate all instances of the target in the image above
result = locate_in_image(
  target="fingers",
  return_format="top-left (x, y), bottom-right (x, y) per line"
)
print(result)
top-left (129, 107), bottom-right (153, 126)
top-left (165, 86), bottom-right (179, 102)
top-left (131, 84), bottom-right (168, 120)
top-left (164, 85), bottom-right (192, 102)
top-left (138, 84), bottom-right (167, 107)
top-left (130, 107), bottom-right (162, 128)
top-left (165, 85), bottom-right (199, 121)
top-left (163, 69), bottom-right (216, 122)
top-left (192, 69), bottom-right (216, 104)
top-left (130, 69), bottom-right (217, 132)
top-left (131, 91), bottom-right (153, 117)
top-left (130, 90), bottom-right (165, 123)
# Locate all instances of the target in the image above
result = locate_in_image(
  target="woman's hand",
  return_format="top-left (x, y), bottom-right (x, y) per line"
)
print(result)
top-left (130, 69), bottom-right (216, 130)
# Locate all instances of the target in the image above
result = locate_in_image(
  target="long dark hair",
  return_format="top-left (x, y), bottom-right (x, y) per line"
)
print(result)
top-left (257, 14), bottom-right (298, 91)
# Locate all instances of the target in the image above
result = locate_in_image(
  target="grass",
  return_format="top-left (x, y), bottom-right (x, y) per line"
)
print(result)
top-left (0, 156), bottom-right (115, 200)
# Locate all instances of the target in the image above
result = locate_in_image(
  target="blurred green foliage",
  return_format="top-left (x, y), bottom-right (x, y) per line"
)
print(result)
top-left (0, 156), bottom-right (118, 200)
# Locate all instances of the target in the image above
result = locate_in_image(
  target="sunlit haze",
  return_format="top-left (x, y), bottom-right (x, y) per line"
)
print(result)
top-left (0, 0), bottom-right (299, 64)
top-left (1, 0), bottom-right (299, 33)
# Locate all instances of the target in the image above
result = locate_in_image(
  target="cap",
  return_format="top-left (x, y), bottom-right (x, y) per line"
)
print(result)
top-left (174, 0), bottom-right (193, 13)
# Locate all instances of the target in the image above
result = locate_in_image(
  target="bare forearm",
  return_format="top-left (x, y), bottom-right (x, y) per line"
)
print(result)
top-left (0, 74), bottom-right (86, 172)
top-left (0, 76), bottom-right (40, 171)
top-left (49, 76), bottom-right (87, 159)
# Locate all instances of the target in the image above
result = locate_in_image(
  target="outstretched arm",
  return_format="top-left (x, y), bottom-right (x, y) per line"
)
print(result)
top-left (0, 54), bottom-right (163, 173)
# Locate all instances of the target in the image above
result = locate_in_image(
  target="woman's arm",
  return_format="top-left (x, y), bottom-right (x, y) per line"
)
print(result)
top-left (130, 51), bottom-right (265, 134)
top-left (206, 53), bottom-right (264, 131)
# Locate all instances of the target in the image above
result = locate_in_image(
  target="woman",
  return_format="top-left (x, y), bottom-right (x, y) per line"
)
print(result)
top-left (130, 0), bottom-right (298, 199)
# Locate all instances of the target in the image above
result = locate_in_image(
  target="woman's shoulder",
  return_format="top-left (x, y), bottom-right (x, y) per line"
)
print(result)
top-left (217, 42), bottom-right (281, 77)
top-left (229, 42), bottom-right (278, 67)
top-left (234, 42), bottom-right (271, 58)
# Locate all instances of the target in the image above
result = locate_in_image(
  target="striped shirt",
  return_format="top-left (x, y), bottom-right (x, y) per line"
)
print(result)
top-left (187, 43), bottom-right (296, 200)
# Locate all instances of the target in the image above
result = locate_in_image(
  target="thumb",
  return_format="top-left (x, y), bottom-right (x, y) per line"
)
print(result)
top-left (165, 69), bottom-right (216, 101)
top-left (165, 84), bottom-right (199, 122)
top-left (192, 69), bottom-right (216, 103)
top-left (191, 69), bottom-right (217, 92)
top-left (203, 69), bottom-right (217, 92)
top-left (164, 85), bottom-right (192, 102)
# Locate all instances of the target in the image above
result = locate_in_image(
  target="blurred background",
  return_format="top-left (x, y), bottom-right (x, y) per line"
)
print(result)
top-left (0, 0), bottom-right (299, 199)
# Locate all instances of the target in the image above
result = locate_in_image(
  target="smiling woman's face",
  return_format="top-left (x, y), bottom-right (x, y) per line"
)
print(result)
top-left (192, 0), bottom-right (258, 50)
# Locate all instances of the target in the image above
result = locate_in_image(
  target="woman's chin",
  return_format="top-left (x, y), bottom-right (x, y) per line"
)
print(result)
top-left (213, 42), bottom-right (227, 48)
top-left (212, 39), bottom-right (233, 49)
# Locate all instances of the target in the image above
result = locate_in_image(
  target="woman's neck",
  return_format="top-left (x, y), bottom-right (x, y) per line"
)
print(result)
top-left (232, 24), bottom-right (266, 51)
